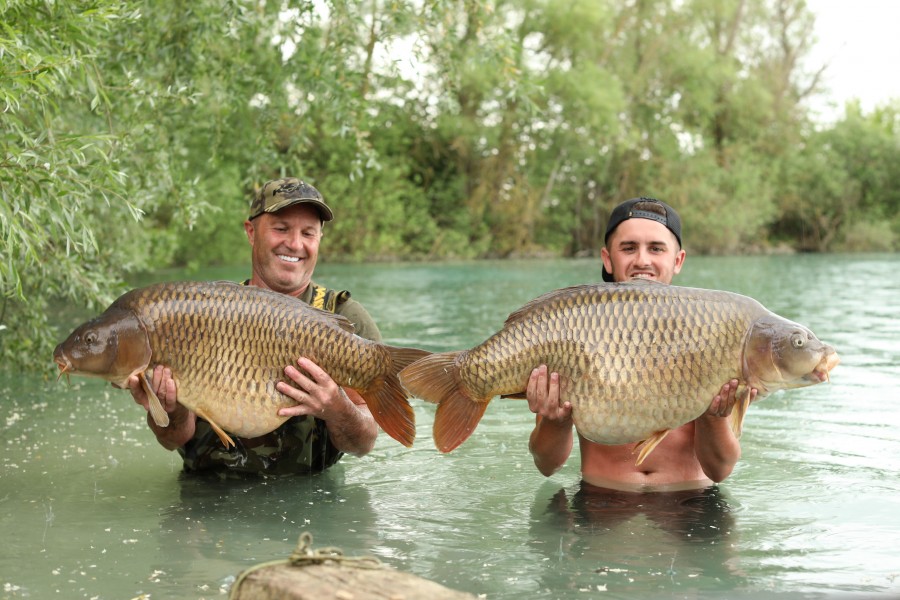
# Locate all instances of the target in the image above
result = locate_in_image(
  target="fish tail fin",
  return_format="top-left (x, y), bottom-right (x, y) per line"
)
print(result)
top-left (399, 351), bottom-right (489, 453)
top-left (363, 347), bottom-right (431, 448)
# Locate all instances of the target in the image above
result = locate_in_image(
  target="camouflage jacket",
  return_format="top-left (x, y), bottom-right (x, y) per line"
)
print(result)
top-left (178, 281), bottom-right (381, 477)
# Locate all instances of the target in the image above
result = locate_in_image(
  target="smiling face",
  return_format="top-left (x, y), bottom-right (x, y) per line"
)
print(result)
top-left (601, 218), bottom-right (685, 283)
top-left (244, 203), bottom-right (323, 297)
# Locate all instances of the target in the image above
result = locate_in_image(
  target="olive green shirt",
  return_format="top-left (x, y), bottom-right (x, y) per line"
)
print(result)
top-left (296, 281), bottom-right (381, 342)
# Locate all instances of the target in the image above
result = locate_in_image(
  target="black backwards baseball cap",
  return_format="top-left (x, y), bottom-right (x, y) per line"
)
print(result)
top-left (601, 197), bottom-right (682, 282)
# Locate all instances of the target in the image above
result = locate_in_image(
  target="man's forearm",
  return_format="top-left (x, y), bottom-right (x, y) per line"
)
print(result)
top-left (326, 396), bottom-right (378, 456)
top-left (529, 418), bottom-right (574, 476)
top-left (693, 414), bottom-right (741, 482)
top-left (147, 408), bottom-right (196, 451)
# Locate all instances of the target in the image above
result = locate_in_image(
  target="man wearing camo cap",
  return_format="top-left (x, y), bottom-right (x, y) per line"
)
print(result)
top-left (126, 177), bottom-right (381, 476)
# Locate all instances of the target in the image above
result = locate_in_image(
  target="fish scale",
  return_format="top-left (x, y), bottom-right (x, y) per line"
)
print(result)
top-left (399, 280), bottom-right (839, 461)
top-left (54, 281), bottom-right (430, 448)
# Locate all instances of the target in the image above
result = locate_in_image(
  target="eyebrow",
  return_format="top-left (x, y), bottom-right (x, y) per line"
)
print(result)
top-left (617, 239), bottom-right (671, 247)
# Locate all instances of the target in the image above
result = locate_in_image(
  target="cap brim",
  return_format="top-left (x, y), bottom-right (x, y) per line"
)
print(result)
top-left (264, 198), bottom-right (334, 221)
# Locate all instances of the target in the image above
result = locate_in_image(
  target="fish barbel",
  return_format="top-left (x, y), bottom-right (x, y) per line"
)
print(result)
top-left (399, 280), bottom-right (839, 462)
top-left (53, 281), bottom-right (429, 447)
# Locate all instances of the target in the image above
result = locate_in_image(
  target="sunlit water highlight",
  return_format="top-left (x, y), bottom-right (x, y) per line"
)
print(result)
top-left (1, 255), bottom-right (898, 599)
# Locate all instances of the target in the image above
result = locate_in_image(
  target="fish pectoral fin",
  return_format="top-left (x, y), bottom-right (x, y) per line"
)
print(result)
top-left (728, 386), bottom-right (753, 438)
top-left (633, 429), bottom-right (671, 465)
top-left (194, 407), bottom-right (235, 449)
top-left (141, 372), bottom-right (170, 428)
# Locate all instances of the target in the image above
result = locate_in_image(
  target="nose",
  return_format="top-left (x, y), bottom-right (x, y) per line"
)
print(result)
top-left (284, 229), bottom-right (305, 250)
top-left (634, 246), bottom-right (652, 266)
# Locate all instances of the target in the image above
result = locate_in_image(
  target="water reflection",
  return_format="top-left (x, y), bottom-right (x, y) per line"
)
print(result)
top-left (146, 469), bottom-right (379, 597)
top-left (530, 481), bottom-right (745, 596)
top-left (553, 482), bottom-right (733, 541)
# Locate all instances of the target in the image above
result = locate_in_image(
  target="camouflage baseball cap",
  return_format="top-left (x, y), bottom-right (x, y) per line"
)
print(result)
top-left (249, 177), bottom-right (334, 222)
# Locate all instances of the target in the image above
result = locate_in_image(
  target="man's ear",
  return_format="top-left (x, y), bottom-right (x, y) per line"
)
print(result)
top-left (600, 246), bottom-right (613, 275)
top-left (243, 219), bottom-right (255, 245)
top-left (673, 247), bottom-right (686, 275)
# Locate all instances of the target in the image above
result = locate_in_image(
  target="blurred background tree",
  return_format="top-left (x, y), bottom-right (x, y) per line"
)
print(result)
top-left (2, 0), bottom-right (898, 370)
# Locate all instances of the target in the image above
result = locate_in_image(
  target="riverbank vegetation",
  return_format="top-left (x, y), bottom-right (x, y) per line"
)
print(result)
top-left (2, 0), bottom-right (899, 368)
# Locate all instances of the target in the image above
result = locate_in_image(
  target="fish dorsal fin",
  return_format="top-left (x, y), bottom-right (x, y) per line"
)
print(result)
top-left (503, 284), bottom-right (595, 327)
top-left (230, 281), bottom-right (358, 334)
top-left (141, 371), bottom-right (170, 428)
top-left (502, 281), bottom-right (664, 328)
top-left (305, 303), bottom-right (356, 333)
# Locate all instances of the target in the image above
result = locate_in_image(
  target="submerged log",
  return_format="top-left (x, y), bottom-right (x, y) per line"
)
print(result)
top-left (230, 562), bottom-right (477, 600)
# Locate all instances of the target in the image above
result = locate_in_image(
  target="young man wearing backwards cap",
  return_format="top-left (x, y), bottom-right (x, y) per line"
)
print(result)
top-left (125, 177), bottom-right (381, 476)
top-left (526, 197), bottom-right (758, 492)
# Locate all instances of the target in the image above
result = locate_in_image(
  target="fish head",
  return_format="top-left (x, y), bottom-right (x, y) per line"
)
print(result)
top-left (53, 307), bottom-right (152, 387)
top-left (743, 315), bottom-right (840, 394)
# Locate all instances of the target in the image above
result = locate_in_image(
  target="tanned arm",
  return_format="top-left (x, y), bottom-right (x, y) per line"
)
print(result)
top-left (526, 366), bottom-right (575, 476)
top-left (693, 380), bottom-right (758, 482)
top-left (277, 357), bottom-right (378, 457)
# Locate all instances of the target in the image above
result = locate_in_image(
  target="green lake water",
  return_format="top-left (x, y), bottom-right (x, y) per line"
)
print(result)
top-left (1, 254), bottom-right (898, 599)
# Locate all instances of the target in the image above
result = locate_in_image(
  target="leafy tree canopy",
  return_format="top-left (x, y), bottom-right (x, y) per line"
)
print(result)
top-left (2, 0), bottom-right (898, 371)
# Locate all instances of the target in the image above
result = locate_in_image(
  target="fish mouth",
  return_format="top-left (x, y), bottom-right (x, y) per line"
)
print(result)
top-left (810, 351), bottom-right (841, 383)
top-left (53, 350), bottom-right (73, 383)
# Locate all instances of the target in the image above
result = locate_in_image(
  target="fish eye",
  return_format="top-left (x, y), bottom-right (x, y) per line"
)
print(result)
top-left (85, 332), bottom-right (97, 345)
top-left (791, 333), bottom-right (805, 349)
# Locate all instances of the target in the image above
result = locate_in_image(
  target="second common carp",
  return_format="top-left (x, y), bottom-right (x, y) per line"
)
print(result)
top-left (399, 280), bottom-right (839, 462)
top-left (53, 281), bottom-right (430, 447)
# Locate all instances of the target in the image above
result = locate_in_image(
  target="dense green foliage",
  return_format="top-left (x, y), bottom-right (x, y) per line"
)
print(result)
top-left (2, 0), bottom-right (899, 370)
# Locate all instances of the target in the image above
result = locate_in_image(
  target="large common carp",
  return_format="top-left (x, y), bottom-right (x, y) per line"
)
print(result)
top-left (399, 280), bottom-right (839, 462)
top-left (53, 281), bottom-right (429, 447)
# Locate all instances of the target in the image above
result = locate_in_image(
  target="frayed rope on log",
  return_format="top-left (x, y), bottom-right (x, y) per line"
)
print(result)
top-left (229, 531), bottom-right (383, 598)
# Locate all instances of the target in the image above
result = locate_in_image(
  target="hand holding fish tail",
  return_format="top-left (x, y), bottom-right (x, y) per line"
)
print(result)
top-left (277, 357), bottom-right (378, 456)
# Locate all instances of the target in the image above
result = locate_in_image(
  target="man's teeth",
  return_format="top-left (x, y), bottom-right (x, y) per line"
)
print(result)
top-left (632, 273), bottom-right (653, 279)
top-left (278, 255), bottom-right (300, 263)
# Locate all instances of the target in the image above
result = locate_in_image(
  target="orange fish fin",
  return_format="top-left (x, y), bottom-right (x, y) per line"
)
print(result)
top-left (194, 406), bottom-right (235, 448)
top-left (633, 429), bottom-right (671, 465)
top-left (398, 351), bottom-right (464, 405)
top-left (361, 346), bottom-right (431, 448)
top-left (433, 390), bottom-right (490, 453)
top-left (141, 372), bottom-right (169, 428)
top-left (398, 351), bottom-right (490, 452)
top-left (729, 386), bottom-right (753, 438)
